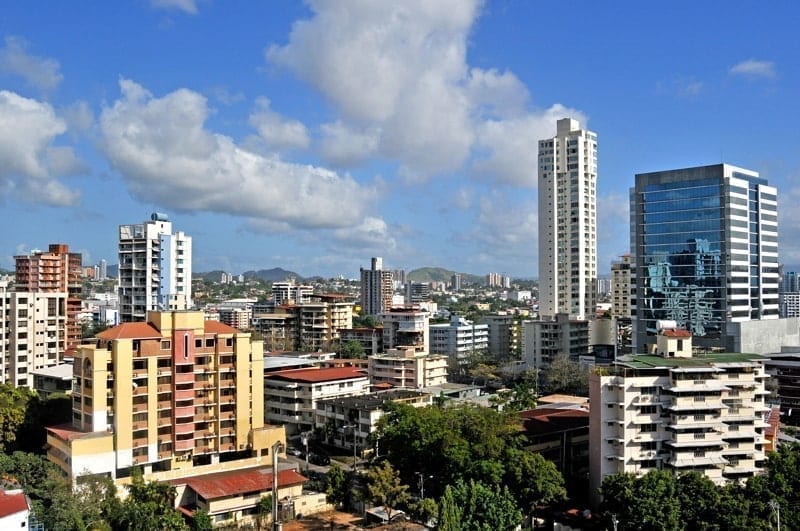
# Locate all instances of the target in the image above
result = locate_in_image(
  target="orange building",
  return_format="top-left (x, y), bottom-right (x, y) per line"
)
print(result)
top-left (15, 244), bottom-right (82, 353)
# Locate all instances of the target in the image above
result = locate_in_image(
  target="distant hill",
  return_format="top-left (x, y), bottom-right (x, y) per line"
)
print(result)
top-left (242, 268), bottom-right (303, 282)
top-left (408, 267), bottom-right (483, 285)
top-left (194, 270), bottom-right (228, 281)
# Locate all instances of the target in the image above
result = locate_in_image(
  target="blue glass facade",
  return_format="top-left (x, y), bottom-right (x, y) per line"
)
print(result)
top-left (631, 164), bottom-right (778, 352)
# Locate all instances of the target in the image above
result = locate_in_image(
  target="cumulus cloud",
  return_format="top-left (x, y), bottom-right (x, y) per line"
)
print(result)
top-left (99, 79), bottom-right (381, 232)
top-left (729, 59), bottom-right (776, 79)
top-left (267, 0), bottom-right (578, 186)
top-left (0, 36), bottom-right (62, 92)
top-left (332, 216), bottom-right (396, 250)
top-left (248, 97), bottom-right (310, 151)
top-left (61, 100), bottom-right (94, 132)
top-left (0, 90), bottom-right (80, 206)
top-left (150, 0), bottom-right (199, 14)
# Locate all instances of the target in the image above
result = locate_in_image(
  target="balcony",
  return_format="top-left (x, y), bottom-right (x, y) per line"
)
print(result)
top-left (175, 423), bottom-right (194, 435)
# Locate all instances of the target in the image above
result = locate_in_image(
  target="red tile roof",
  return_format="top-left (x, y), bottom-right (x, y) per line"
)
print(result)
top-left (204, 321), bottom-right (239, 335)
top-left (176, 467), bottom-right (306, 500)
top-left (46, 423), bottom-right (92, 441)
top-left (0, 489), bottom-right (29, 518)
top-left (661, 329), bottom-right (691, 338)
top-left (267, 366), bottom-right (368, 383)
top-left (97, 322), bottom-right (162, 340)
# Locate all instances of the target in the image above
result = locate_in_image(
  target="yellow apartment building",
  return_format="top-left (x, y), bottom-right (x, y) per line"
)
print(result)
top-left (47, 310), bottom-right (285, 484)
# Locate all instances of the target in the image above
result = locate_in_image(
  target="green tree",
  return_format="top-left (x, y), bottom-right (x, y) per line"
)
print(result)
top-left (444, 479), bottom-right (522, 531)
top-left (18, 392), bottom-right (72, 454)
top-left (326, 463), bottom-right (349, 507)
top-left (340, 340), bottom-right (366, 359)
top-left (600, 470), bottom-right (680, 531)
top-left (411, 497), bottom-right (438, 525)
top-left (0, 384), bottom-right (35, 452)
top-left (676, 472), bottom-right (721, 530)
top-left (256, 494), bottom-right (273, 529)
top-left (437, 485), bottom-right (462, 531)
top-left (191, 509), bottom-right (213, 531)
top-left (504, 449), bottom-right (566, 513)
top-left (112, 468), bottom-right (188, 530)
top-left (366, 461), bottom-right (410, 521)
top-left (543, 353), bottom-right (588, 394)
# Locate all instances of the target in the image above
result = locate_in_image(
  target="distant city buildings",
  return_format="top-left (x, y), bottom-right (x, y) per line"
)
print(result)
top-left (360, 257), bottom-right (393, 316)
top-left (272, 279), bottom-right (313, 305)
top-left (486, 272), bottom-right (511, 289)
top-left (118, 213), bottom-right (192, 322)
top-left (405, 281), bottom-right (432, 304)
top-left (630, 164), bottom-right (779, 353)
top-left (538, 118), bottom-right (597, 320)
top-left (478, 314), bottom-right (521, 360)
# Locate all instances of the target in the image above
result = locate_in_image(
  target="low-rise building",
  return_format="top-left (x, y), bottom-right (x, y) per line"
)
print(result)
top-left (339, 326), bottom-right (383, 357)
top-left (32, 363), bottom-right (73, 398)
top-left (589, 328), bottom-right (769, 506)
top-left (429, 315), bottom-right (489, 369)
top-left (0, 488), bottom-right (30, 529)
top-left (368, 347), bottom-right (448, 389)
top-left (264, 367), bottom-right (370, 435)
top-left (315, 389), bottom-right (432, 454)
top-left (380, 306), bottom-right (429, 354)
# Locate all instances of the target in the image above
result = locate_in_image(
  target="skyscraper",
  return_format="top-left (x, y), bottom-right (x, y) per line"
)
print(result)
top-left (537, 118), bottom-right (598, 320)
top-left (630, 164), bottom-right (779, 352)
top-left (360, 257), bottom-right (393, 316)
top-left (118, 213), bottom-right (192, 323)
top-left (15, 243), bottom-right (82, 353)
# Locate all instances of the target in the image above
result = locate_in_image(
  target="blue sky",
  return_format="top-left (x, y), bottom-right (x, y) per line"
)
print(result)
top-left (1, 1), bottom-right (798, 278)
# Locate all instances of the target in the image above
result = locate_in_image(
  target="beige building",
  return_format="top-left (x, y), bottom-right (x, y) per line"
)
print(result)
top-left (589, 329), bottom-right (769, 505)
top-left (610, 254), bottom-right (633, 318)
top-left (380, 306), bottom-right (429, 354)
top-left (46, 310), bottom-right (284, 484)
top-left (368, 347), bottom-right (448, 389)
top-left (0, 279), bottom-right (68, 387)
top-left (251, 295), bottom-right (354, 352)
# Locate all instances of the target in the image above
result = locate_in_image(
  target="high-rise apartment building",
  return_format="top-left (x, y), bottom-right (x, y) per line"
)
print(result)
top-left (15, 243), bottom-right (82, 352)
top-left (0, 279), bottom-right (67, 387)
top-left (537, 118), bottom-right (598, 320)
top-left (381, 306), bottom-right (429, 354)
top-left (46, 310), bottom-right (282, 483)
top-left (611, 254), bottom-right (633, 319)
top-left (272, 280), bottom-right (313, 305)
top-left (630, 164), bottom-right (779, 353)
top-left (589, 328), bottom-right (768, 505)
top-left (118, 213), bottom-right (192, 322)
top-left (430, 315), bottom-right (489, 369)
top-left (360, 257), bottom-right (393, 316)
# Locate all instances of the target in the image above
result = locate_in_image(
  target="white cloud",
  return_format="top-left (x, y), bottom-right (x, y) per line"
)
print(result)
top-left (0, 36), bottom-right (62, 91)
top-left (61, 100), bottom-right (94, 132)
top-left (729, 59), bottom-right (776, 79)
top-left (99, 79), bottom-right (381, 232)
top-left (248, 97), bottom-right (310, 151)
top-left (332, 216), bottom-right (396, 250)
top-left (150, 0), bottom-right (199, 14)
top-left (0, 90), bottom-right (80, 206)
top-left (267, 0), bottom-right (583, 187)
top-left (474, 104), bottom-right (586, 187)
top-left (319, 121), bottom-right (380, 167)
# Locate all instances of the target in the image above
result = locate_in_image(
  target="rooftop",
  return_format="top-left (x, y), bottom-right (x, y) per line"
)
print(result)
top-left (31, 363), bottom-right (73, 380)
top-left (0, 489), bottom-right (28, 518)
top-left (618, 352), bottom-right (764, 369)
top-left (174, 467), bottom-right (306, 500)
top-left (266, 366), bottom-right (368, 383)
top-left (316, 390), bottom-right (431, 411)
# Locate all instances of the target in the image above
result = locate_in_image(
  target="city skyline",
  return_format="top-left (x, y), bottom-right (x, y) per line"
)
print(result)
top-left (1, 2), bottom-right (799, 278)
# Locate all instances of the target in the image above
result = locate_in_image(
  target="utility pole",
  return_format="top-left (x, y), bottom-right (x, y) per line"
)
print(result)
top-left (272, 441), bottom-right (284, 531)
top-left (611, 513), bottom-right (618, 531)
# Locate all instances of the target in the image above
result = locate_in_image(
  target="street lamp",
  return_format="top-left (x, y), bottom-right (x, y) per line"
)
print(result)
top-left (271, 441), bottom-right (284, 531)
top-left (416, 472), bottom-right (433, 499)
top-left (300, 431), bottom-right (312, 472)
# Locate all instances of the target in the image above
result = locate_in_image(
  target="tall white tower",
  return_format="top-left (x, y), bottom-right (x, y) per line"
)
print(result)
top-left (537, 118), bottom-right (598, 320)
top-left (118, 213), bottom-right (192, 322)
top-left (360, 257), bottom-right (393, 316)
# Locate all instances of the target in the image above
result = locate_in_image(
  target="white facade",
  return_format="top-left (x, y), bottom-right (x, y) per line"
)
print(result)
top-left (118, 213), bottom-right (192, 322)
top-left (589, 347), bottom-right (769, 505)
top-left (264, 368), bottom-right (370, 434)
top-left (0, 280), bottom-right (68, 387)
top-left (429, 315), bottom-right (489, 368)
top-left (272, 281), bottom-right (313, 304)
top-left (368, 348), bottom-right (448, 388)
top-left (538, 118), bottom-right (597, 320)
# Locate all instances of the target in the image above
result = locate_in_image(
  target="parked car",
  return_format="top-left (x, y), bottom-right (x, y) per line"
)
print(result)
top-left (308, 453), bottom-right (330, 465)
top-left (287, 447), bottom-right (303, 457)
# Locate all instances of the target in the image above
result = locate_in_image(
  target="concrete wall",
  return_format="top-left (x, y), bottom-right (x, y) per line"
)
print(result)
top-left (728, 317), bottom-right (800, 354)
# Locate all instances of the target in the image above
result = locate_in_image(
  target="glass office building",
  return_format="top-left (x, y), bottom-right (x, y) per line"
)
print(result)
top-left (630, 164), bottom-right (779, 352)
